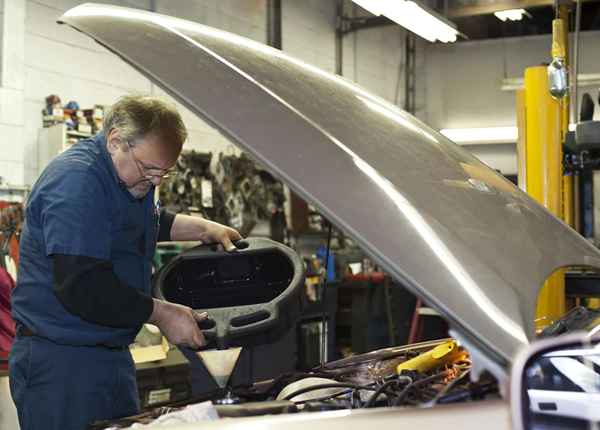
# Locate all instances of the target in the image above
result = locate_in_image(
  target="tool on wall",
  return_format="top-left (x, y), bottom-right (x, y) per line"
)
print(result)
top-left (159, 151), bottom-right (287, 240)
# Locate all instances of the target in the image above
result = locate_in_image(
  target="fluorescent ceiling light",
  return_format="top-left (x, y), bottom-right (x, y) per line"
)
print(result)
top-left (494, 9), bottom-right (527, 22)
top-left (440, 127), bottom-right (518, 144)
top-left (352, 0), bottom-right (459, 43)
top-left (352, 0), bottom-right (386, 16)
top-left (441, 124), bottom-right (577, 145)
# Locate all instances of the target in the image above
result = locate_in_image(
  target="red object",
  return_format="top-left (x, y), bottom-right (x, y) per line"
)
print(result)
top-left (408, 298), bottom-right (422, 344)
top-left (343, 272), bottom-right (386, 283)
top-left (0, 266), bottom-right (15, 353)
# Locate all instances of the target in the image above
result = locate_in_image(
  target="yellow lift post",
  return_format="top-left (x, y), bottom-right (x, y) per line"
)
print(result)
top-left (517, 5), bottom-right (571, 330)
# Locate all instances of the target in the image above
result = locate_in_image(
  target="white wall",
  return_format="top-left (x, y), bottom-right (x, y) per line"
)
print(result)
top-left (0, 0), bottom-right (25, 187)
top-left (21, 0), bottom-right (155, 185)
top-left (340, 5), bottom-right (427, 118)
top-left (425, 31), bottom-right (600, 129)
top-left (424, 31), bottom-right (600, 174)
top-left (282, 0), bottom-right (336, 74)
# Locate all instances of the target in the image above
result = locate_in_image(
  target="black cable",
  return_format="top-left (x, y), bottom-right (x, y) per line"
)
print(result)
top-left (291, 380), bottom-right (404, 406)
top-left (292, 389), bottom-right (354, 405)
top-left (429, 369), bottom-right (470, 405)
top-left (282, 382), bottom-right (376, 401)
top-left (390, 371), bottom-right (449, 407)
top-left (363, 376), bottom-right (412, 408)
top-left (243, 371), bottom-right (335, 399)
top-left (436, 380), bottom-right (498, 405)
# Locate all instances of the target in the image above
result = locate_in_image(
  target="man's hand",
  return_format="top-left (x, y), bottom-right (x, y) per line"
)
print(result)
top-left (170, 214), bottom-right (242, 252)
top-left (149, 299), bottom-right (207, 349)
top-left (198, 219), bottom-right (242, 252)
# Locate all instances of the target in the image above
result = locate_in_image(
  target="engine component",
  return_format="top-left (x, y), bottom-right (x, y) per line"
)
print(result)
top-left (396, 340), bottom-right (465, 374)
top-left (540, 306), bottom-right (600, 337)
top-left (92, 339), bottom-right (491, 429)
top-left (160, 151), bottom-right (286, 238)
top-left (276, 378), bottom-right (348, 402)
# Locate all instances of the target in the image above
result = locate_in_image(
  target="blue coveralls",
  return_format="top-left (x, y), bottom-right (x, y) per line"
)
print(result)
top-left (10, 133), bottom-right (158, 430)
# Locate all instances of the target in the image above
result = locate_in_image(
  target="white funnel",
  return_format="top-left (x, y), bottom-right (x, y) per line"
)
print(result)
top-left (197, 347), bottom-right (242, 389)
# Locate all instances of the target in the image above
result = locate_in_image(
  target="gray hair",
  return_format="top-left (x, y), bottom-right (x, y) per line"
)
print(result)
top-left (103, 95), bottom-right (187, 149)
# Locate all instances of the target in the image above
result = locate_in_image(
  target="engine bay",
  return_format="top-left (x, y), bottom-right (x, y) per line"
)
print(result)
top-left (92, 239), bottom-right (501, 428)
top-left (92, 339), bottom-right (499, 429)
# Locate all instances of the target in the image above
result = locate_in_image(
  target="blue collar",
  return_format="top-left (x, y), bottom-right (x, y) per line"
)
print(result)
top-left (96, 132), bottom-right (139, 203)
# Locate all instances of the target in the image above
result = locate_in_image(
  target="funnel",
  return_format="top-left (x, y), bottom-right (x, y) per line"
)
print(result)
top-left (196, 347), bottom-right (242, 389)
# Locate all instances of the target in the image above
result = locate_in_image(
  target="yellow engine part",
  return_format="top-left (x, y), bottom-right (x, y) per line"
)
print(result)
top-left (396, 340), bottom-right (464, 374)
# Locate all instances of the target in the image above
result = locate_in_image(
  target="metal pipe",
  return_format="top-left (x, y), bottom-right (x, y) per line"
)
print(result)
top-left (404, 33), bottom-right (416, 114)
top-left (267, 0), bottom-right (282, 49)
top-left (574, 173), bottom-right (581, 233)
top-left (572, 0), bottom-right (582, 123)
top-left (335, 0), bottom-right (343, 75)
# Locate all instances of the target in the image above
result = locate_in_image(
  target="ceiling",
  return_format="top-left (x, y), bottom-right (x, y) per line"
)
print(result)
top-left (345, 0), bottom-right (600, 41)
top-left (434, 0), bottom-right (600, 40)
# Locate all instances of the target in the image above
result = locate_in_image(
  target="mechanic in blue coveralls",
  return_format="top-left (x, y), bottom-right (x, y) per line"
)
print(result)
top-left (9, 95), bottom-right (242, 430)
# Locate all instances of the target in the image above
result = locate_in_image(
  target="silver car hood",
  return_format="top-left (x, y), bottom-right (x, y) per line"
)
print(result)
top-left (60, 4), bottom-right (600, 367)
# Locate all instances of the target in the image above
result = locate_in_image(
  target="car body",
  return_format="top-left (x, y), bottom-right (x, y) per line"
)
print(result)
top-left (59, 4), bottom-right (600, 429)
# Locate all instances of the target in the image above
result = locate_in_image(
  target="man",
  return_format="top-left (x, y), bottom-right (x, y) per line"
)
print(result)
top-left (9, 95), bottom-right (241, 430)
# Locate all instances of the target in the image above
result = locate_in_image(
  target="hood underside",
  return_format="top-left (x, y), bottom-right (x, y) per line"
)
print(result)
top-left (60, 4), bottom-right (600, 367)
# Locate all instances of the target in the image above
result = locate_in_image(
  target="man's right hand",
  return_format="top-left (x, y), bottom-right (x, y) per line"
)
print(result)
top-left (149, 299), bottom-right (207, 349)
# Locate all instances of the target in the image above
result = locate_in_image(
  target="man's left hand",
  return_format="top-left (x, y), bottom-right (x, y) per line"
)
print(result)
top-left (199, 219), bottom-right (242, 252)
top-left (170, 213), bottom-right (242, 250)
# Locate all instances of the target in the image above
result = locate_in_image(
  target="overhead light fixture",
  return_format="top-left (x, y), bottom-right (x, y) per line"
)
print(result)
top-left (352, 0), bottom-right (386, 16)
top-left (494, 9), bottom-right (528, 22)
top-left (440, 127), bottom-right (518, 144)
top-left (441, 124), bottom-right (577, 145)
top-left (352, 0), bottom-right (459, 43)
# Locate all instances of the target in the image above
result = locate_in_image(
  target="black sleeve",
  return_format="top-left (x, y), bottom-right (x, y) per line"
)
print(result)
top-left (53, 254), bottom-right (154, 328)
top-left (158, 209), bottom-right (176, 242)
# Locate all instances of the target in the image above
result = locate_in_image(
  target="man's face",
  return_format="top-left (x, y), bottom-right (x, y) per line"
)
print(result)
top-left (107, 129), bottom-right (180, 199)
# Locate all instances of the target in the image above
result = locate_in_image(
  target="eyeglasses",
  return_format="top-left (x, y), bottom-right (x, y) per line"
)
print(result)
top-left (125, 141), bottom-right (178, 180)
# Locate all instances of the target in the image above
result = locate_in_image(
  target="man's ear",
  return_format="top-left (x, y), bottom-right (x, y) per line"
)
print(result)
top-left (106, 128), bottom-right (120, 154)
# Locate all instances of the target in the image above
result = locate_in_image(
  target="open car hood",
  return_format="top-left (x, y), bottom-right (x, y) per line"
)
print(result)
top-left (60, 4), bottom-right (600, 367)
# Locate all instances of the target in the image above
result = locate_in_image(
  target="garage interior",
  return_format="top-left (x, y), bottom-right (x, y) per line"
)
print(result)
top-left (1, 0), bottom-right (600, 429)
